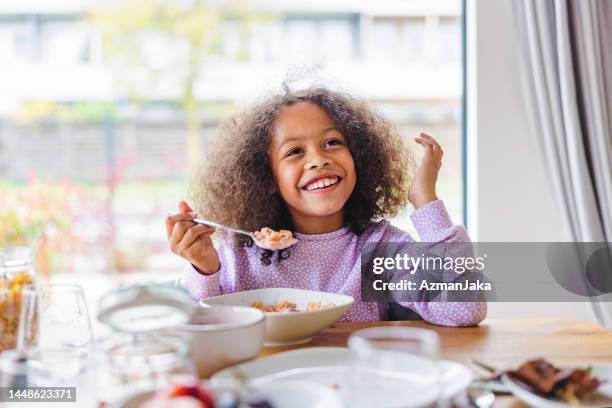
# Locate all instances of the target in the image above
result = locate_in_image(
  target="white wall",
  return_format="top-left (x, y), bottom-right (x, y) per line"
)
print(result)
top-left (467, 0), bottom-right (594, 321)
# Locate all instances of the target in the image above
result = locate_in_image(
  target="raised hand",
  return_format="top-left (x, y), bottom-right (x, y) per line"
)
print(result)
top-left (408, 132), bottom-right (443, 209)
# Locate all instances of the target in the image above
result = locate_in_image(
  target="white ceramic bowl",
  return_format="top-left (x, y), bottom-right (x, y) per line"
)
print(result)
top-left (176, 306), bottom-right (265, 378)
top-left (200, 288), bottom-right (354, 346)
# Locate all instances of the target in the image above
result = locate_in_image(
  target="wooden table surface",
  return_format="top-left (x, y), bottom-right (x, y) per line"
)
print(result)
top-left (258, 318), bottom-right (612, 408)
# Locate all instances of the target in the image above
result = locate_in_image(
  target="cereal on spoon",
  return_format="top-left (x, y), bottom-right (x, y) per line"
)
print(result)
top-left (252, 228), bottom-right (298, 251)
top-left (166, 213), bottom-right (298, 252)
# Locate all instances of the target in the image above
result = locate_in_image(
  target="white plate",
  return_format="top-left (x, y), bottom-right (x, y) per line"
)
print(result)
top-left (211, 347), bottom-right (473, 407)
top-left (256, 380), bottom-right (344, 408)
top-left (118, 380), bottom-right (343, 408)
top-left (201, 288), bottom-right (354, 346)
top-left (501, 365), bottom-right (612, 408)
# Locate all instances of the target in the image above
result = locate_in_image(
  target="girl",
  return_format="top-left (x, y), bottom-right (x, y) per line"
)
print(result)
top-left (166, 87), bottom-right (486, 326)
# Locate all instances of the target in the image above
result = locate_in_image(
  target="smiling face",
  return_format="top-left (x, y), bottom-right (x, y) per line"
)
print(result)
top-left (268, 102), bottom-right (357, 234)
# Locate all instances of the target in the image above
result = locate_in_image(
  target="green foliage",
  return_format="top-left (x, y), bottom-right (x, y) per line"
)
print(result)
top-left (87, 0), bottom-right (266, 106)
top-left (57, 102), bottom-right (117, 123)
top-left (11, 101), bottom-right (116, 124)
top-left (0, 182), bottom-right (79, 247)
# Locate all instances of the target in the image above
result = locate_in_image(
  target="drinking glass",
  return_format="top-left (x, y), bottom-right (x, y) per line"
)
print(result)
top-left (41, 284), bottom-right (93, 348)
top-left (27, 347), bottom-right (96, 408)
top-left (19, 284), bottom-right (97, 406)
top-left (97, 331), bottom-right (196, 405)
top-left (17, 284), bottom-right (39, 349)
top-left (347, 326), bottom-right (443, 408)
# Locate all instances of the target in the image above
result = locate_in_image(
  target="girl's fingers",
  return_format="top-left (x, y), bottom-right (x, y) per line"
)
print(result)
top-left (179, 200), bottom-right (193, 213)
top-left (165, 212), bottom-right (196, 238)
top-left (416, 134), bottom-right (442, 163)
top-left (184, 230), bottom-right (216, 257)
top-left (414, 137), bottom-right (434, 150)
top-left (420, 133), bottom-right (443, 157)
top-left (415, 135), bottom-right (433, 145)
top-left (415, 138), bottom-right (434, 161)
top-left (180, 224), bottom-right (215, 251)
top-left (419, 132), bottom-right (437, 143)
top-left (419, 133), bottom-right (441, 148)
top-left (169, 221), bottom-right (196, 250)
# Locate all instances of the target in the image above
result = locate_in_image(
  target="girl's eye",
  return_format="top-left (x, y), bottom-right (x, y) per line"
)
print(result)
top-left (325, 139), bottom-right (343, 147)
top-left (285, 147), bottom-right (303, 157)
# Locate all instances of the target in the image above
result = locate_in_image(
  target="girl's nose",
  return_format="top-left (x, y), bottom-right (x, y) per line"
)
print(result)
top-left (306, 154), bottom-right (331, 170)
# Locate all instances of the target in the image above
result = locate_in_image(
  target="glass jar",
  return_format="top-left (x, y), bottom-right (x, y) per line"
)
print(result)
top-left (0, 247), bottom-right (36, 352)
top-left (97, 331), bottom-right (195, 405)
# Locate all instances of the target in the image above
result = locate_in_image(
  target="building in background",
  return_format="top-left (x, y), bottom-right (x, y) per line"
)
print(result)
top-left (0, 0), bottom-right (462, 275)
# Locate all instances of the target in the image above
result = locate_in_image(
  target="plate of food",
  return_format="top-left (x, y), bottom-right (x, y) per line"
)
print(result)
top-left (501, 359), bottom-right (612, 408)
top-left (201, 288), bottom-right (354, 346)
top-left (210, 347), bottom-right (474, 407)
top-left (119, 376), bottom-right (343, 408)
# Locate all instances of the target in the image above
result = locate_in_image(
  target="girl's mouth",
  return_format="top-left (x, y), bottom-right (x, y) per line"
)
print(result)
top-left (302, 176), bottom-right (342, 192)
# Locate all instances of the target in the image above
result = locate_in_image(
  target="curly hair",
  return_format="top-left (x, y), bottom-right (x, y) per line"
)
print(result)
top-left (189, 87), bottom-right (415, 247)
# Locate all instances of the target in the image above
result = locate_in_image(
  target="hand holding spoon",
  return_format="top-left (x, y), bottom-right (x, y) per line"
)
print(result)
top-left (167, 211), bottom-right (298, 251)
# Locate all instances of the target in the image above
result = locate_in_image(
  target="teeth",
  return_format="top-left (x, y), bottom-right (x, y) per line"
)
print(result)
top-left (306, 177), bottom-right (338, 191)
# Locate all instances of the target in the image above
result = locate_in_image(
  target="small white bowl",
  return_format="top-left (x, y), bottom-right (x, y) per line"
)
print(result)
top-left (176, 306), bottom-right (265, 378)
top-left (200, 288), bottom-right (354, 346)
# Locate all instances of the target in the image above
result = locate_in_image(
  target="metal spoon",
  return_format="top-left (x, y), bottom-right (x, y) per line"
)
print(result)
top-left (468, 359), bottom-right (512, 394)
top-left (467, 386), bottom-right (496, 408)
top-left (167, 212), bottom-right (298, 250)
top-left (468, 359), bottom-right (503, 380)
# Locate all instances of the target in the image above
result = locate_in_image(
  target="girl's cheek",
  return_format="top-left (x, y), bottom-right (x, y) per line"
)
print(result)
top-left (345, 153), bottom-right (357, 178)
top-left (278, 167), bottom-right (297, 193)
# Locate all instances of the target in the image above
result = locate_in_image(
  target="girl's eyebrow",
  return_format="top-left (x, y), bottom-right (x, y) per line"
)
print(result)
top-left (277, 127), bottom-right (339, 149)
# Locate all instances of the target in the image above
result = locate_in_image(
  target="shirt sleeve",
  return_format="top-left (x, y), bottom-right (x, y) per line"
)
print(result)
top-left (398, 200), bottom-right (487, 327)
top-left (410, 199), bottom-right (469, 242)
top-left (179, 263), bottom-right (222, 300)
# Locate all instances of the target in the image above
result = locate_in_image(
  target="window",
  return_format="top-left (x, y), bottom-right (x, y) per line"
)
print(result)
top-left (282, 17), bottom-right (355, 62)
top-left (0, 25), bottom-right (18, 63)
top-left (1, 1), bottom-right (464, 279)
top-left (14, 19), bottom-right (37, 62)
top-left (41, 22), bottom-right (93, 65)
top-left (372, 19), bottom-right (398, 61)
top-left (371, 17), bottom-right (427, 64)
top-left (401, 18), bottom-right (426, 61)
top-left (439, 17), bottom-right (461, 63)
top-left (319, 19), bottom-right (354, 60)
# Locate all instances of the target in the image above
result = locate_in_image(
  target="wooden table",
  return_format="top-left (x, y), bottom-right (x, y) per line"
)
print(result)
top-left (258, 318), bottom-right (612, 407)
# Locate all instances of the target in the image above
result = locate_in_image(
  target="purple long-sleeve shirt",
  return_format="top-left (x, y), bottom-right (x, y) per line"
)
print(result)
top-left (180, 200), bottom-right (486, 326)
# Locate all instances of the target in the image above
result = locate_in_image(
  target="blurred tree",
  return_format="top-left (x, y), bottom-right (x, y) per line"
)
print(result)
top-left (88, 0), bottom-right (266, 164)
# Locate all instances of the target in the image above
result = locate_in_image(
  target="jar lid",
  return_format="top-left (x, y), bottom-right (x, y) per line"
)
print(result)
top-left (97, 283), bottom-right (194, 333)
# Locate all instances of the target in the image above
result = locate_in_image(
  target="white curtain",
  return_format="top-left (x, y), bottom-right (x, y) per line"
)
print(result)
top-left (513, 0), bottom-right (612, 325)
